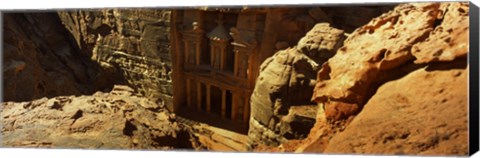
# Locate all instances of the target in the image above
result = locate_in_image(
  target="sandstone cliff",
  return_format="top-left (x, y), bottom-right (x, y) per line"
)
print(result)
top-left (319, 3), bottom-right (469, 155)
top-left (57, 9), bottom-right (175, 110)
top-left (1, 2), bottom-right (470, 155)
top-left (262, 2), bottom-right (469, 156)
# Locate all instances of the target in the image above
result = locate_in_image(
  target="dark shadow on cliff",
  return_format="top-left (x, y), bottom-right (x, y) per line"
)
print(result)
top-left (2, 12), bottom-right (126, 102)
top-left (176, 106), bottom-right (249, 135)
top-left (361, 58), bottom-right (468, 119)
top-left (425, 58), bottom-right (468, 72)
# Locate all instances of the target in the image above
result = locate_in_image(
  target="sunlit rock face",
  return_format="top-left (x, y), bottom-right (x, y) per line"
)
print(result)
top-left (1, 85), bottom-right (197, 150)
top-left (293, 2), bottom-right (468, 156)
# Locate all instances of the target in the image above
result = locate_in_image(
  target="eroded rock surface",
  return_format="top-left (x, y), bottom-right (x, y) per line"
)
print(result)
top-left (411, 2), bottom-right (469, 63)
top-left (58, 9), bottom-right (175, 110)
top-left (311, 2), bottom-right (468, 121)
top-left (297, 23), bottom-right (347, 60)
top-left (248, 23), bottom-right (346, 147)
top-left (324, 62), bottom-right (468, 155)
top-left (1, 85), bottom-right (197, 150)
top-left (293, 2), bottom-right (469, 155)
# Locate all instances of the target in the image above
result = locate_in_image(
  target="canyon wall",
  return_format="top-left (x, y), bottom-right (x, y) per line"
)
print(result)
top-left (2, 13), bottom-right (109, 102)
top-left (2, 3), bottom-right (469, 155)
top-left (58, 9), bottom-right (175, 111)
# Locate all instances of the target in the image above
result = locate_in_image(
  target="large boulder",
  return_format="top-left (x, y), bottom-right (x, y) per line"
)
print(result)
top-left (248, 23), bottom-right (346, 147)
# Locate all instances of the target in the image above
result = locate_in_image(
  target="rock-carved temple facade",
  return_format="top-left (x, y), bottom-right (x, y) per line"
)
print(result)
top-left (170, 8), bottom-right (315, 125)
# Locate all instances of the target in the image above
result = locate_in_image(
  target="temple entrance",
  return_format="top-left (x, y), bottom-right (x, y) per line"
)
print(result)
top-left (210, 85), bottom-right (222, 116)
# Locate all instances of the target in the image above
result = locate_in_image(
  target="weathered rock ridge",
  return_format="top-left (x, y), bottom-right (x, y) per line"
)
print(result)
top-left (258, 2), bottom-right (469, 156)
top-left (319, 3), bottom-right (469, 155)
top-left (311, 2), bottom-right (469, 122)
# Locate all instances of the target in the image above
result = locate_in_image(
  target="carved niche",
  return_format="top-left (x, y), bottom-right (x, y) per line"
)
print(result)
top-left (230, 27), bottom-right (258, 79)
top-left (206, 14), bottom-right (232, 70)
top-left (181, 22), bottom-right (205, 65)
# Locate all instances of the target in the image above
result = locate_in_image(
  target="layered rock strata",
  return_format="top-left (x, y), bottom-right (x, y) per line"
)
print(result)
top-left (58, 9), bottom-right (175, 110)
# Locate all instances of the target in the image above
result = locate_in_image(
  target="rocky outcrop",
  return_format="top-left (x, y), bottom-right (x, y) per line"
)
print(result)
top-left (297, 23), bottom-right (347, 60)
top-left (323, 62), bottom-right (468, 155)
top-left (248, 23), bottom-right (346, 147)
top-left (293, 2), bottom-right (469, 155)
top-left (411, 2), bottom-right (469, 64)
top-left (2, 13), bottom-right (109, 102)
top-left (1, 85), bottom-right (197, 150)
top-left (58, 9), bottom-right (175, 110)
top-left (311, 2), bottom-right (467, 121)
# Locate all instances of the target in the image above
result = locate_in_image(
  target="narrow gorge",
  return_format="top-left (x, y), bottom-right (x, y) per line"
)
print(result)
top-left (1, 2), bottom-right (471, 156)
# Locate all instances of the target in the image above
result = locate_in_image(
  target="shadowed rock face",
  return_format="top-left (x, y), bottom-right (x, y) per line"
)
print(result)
top-left (248, 23), bottom-right (346, 147)
top-left (1, 85), bottom-right (197, 150)
top-left (2, 13), bottom-right (111, 102)
top-left (58, 9), bottom-right (174, 110)
top-left (320, 6), bottom-right (395, 33)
